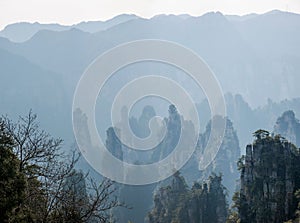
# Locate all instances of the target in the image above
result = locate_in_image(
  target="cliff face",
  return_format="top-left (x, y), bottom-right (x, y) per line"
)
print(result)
top-left (147, 172), bottom-right (188, 223)
top-left (238, 131), bottom-right (300, 223)
top-left (148, 173), bottom-right (227, 223)
top-left (196, 117), bottom-right (241, 198)
top-left (274, 110), bottom-right (300, 147)
top-left (151, 104), bottom-right (182, 162)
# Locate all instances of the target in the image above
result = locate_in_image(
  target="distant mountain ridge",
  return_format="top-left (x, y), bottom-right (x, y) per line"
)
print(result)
top-left (1, 11), bottom-right (300, 222)
top-left (0, 14), bottom-right (138, 42)
top-left (0, 9), bottom-right (300, 147)
top-left (2, 10), bottom-right (299, 43)
top-left (0, 48), bottom-right (68, 139)
top-left (2, 10), bottom-right (300, 108)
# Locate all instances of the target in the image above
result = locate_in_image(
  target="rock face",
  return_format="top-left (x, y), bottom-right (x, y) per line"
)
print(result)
top-left (238, 130), bottom-right (300, 223)
top-left (129, 105), bottom-right (156, 139)
top-left (105, 127), bottom-right (123, 160)
top-left (151, 104), bottom-right (182, 162)
top-left (147, 172), bottom-right (227, 223)
top-left (108, 106), bottom-right (239, 222)
top-left (195, 117), bottom-right (241, 198)
top-left (274, 110), bottom-right (300, 147)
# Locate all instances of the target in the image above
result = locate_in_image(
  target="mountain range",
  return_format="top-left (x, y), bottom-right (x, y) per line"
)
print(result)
top-left (0, 10), bottom-right (299, 147)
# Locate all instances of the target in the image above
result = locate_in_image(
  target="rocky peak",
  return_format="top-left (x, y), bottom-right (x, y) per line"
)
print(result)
top-left (148, 173), bottom-right (227, 223)
top-left (238, 132), bottom-right (300, 223)
top-left (196, 117), bottom-right (241, 198)
top-left (274, 110), bottom-right (300, 147)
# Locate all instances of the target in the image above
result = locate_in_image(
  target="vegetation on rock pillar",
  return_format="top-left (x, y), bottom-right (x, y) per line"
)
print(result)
top-left (148, 172), bottom-right (227, 223)
top-left (231, 130), bottom-right (300, 223)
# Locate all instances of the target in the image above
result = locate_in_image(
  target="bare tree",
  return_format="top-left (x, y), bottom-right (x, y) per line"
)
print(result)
top-left (2, 111), bottom-right (124, 223)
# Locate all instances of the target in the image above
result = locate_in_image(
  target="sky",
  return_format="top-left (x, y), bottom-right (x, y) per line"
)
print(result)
top-left (1, 0), bottom-right (300, 30)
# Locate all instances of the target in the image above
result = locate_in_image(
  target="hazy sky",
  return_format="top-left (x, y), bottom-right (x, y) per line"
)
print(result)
top-left (1, 0), bottom-right (300, 29)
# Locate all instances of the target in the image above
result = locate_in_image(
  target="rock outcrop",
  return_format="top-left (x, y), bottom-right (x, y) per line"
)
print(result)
top-left (148, 172), bottom-right (227, 223)
top-left (238, 130), bottom-right (300, 223)
top-left (274, 110), bottom-right (300, 147)
top-left (195, 117), bottom-right (241, 198)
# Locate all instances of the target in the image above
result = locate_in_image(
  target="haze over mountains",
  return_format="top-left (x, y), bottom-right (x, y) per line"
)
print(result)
top-left (0, 10), bottom-right (299, 149)
top-left (0, 14), bottom-right (139, 42)
top-left (1, 9), bottom-right (300, 223)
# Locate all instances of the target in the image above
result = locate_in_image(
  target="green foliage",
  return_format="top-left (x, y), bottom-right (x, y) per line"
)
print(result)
top-left (226, 210), bottom-right (240, 223)
top-left (252, 129), bottom-right (270, 140)
top-left (237, 155), bottom-right (245, 171)
top-left (284, 190), bottom-right (300, 223)
top-left (0, 120), bottom-right (26, 223)
top-left (0, 112), bottom-right (122, 223)
top-left (235, 132), bottom-right (300, 223)
top-left (148, 173), bottom-right (228, 223)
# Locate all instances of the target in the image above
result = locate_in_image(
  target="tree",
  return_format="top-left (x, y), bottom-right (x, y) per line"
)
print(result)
top-left (52, 175), bottom-right (122, 223)
top-left (236, 133), bottom-right (300, 223)
top-left (284, 189), bottom-right (300, 223)
top-left (148, 173), bottom-right (228, 223)
top-left (252, 129), bottom-right (270, 140)
top-left (2, 111), bottom-right (75, 221)
top-left (0, 119), bottom-right (26, 222)
top-left (226, 192), bottom-right (241, 223)
top-left (2, 111), bottom-right (124, 222)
